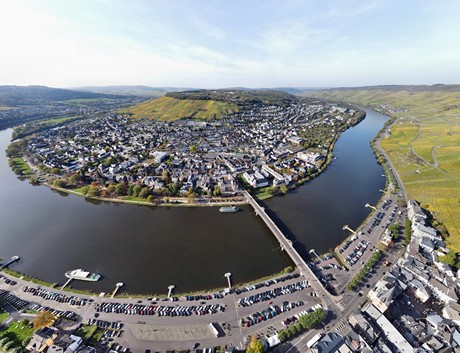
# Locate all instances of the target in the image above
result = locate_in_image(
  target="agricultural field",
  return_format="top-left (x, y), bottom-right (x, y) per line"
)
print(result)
top-left (307, 87), bottom-right (460, 251)
top-left (122, 96), bottom-right (238, 121)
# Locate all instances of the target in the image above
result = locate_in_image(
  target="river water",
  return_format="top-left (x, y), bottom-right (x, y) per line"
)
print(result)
top-left (0, 108), bottom-right (388, 295)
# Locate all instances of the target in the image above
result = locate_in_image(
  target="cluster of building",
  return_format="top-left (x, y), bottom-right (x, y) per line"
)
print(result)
top-left (0, 97), bottom-right (138, 130)
top-left (26, 326), bottom-right (96, 353)
top-left (22, 102), bottom-right (360, 196)
top-left (307, 200), bottom-right (460, 353)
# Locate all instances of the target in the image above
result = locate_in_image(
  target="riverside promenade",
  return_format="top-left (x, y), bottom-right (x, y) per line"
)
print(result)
top-left (242, 190), bottom-right (341, 313)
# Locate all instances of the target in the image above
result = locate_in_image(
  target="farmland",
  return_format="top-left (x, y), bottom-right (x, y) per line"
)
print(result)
top-left (306, 87), bottom-right (460, 251)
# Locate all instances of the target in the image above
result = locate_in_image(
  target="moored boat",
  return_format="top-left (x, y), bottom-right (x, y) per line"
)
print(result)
top-left (219, 205), bottom-right (239, 213)
top-left (65, 269), bottom-right (100, 282)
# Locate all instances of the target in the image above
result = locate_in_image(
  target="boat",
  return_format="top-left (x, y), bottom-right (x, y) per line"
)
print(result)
top-left (65, 269), bottom-right (101, 282)
top-left (219, 205), bottom-right (239, 213)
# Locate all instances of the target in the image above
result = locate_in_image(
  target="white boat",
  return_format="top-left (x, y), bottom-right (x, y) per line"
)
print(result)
top-left (65, 269), bottom-right (100, 282)
top-left (219, 205), bottom-right (239, 213)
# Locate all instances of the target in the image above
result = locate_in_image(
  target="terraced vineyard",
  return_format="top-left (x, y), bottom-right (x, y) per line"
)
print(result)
top-left (122, 95), bottom-right (238, 121)
top-left (306, 87), bottom-right (460, 251)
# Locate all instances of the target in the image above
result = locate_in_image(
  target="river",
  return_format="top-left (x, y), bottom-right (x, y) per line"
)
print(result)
top-left (0, 107), bottom-right (388, 294)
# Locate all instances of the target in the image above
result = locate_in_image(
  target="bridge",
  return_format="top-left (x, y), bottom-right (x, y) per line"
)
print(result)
top-left (242, 190), bottom-right (341, 312)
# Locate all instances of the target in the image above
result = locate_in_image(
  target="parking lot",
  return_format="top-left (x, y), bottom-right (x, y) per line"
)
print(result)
top-left (130, 323), bottom-right (216, 341)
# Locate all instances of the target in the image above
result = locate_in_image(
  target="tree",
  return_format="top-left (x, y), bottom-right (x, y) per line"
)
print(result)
top-left (299, 309), bottom-right (326, 329)
top-left (33, 311), bottom-right (56, 329)
top-left (280, 183), bottom-right (288, 194)
top-left (439, 251), bottom-right (459, 268)
top-left (126, 183), bottom-right (134, 196)
top-left (53, 179), bottom-right (67, 188)
top-left (213, 185), bottom-right (221, 197)
top-left (246, 336), bottom-right (265, 353)
top-left (189, 145), bottom-right (197, 153)
top-left (69, 173), bottom-right (82, 185)
top-left (86, 185), bottom-right (100, 197)
top-left (161, 169), bottom-right (169, 183)
top-left (132, 185), bottom-right (141, 197)
top-left (115, 182), bottom-right (128, 196)
top-left (139, 187), bottom-right (150, 198)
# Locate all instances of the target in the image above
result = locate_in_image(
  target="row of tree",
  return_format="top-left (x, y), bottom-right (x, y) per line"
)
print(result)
top-left (346, 251), bottom-right (383, 291)
top-left (277, 308), bottom-right (327, 343)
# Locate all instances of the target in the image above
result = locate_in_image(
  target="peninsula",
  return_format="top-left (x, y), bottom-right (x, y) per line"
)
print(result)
top-left (7, 89), bottom-right (364, 205)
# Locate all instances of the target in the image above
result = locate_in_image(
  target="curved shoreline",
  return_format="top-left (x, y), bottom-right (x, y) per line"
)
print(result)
top-left (0, 110), bottom-right (374, 293)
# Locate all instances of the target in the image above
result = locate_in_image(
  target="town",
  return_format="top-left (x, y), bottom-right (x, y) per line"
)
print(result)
top-left (9, 97), bottom-right (363, 202)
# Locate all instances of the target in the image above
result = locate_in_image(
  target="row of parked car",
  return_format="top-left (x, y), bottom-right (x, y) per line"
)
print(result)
top-left (22, 286), bottom-right (87, 306)
top-left (87, 319), bottom-right (124, 338)
top-left (0, 289), bottom-right (28, 309)
top-left (28, 303), bottom-right (77, 320)
top-left (185, 293), bottom-right (223, 301)
top-left (88, 318), bottom-right (123, 330)
top-left (234, 273), bottom-right (301, 295)
top-left (346, 240), bottom-right (369, 267)
top-left (95, 301), bottom-right (225, 317)
top-left (0, 275), bottom-right (17, 286)
top-left (240, 301), bottom-right (304, 328)
top-left (237, 280), bottom-right (308, 307)
top-left (338, 235), bottom-right (358, 254)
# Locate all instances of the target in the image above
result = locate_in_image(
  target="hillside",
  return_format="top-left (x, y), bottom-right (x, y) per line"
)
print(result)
top-left (122, 95), bottom-right (238, 121)
top-left (306, 86), bottom-right (460, 251)
top-left (0, 85), bottom-right (127, 105)
top-left (73, 85), bottom-right (193, 97)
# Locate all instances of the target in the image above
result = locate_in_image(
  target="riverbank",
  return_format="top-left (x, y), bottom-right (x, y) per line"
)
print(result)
top-left (1, 266), bottom-right (295, 298)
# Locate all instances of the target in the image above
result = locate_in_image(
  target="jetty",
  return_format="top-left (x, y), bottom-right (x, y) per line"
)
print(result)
top-left (61, 278), bottom-right (73, 290)
top-left (0, 256), bottom-right (20, 269)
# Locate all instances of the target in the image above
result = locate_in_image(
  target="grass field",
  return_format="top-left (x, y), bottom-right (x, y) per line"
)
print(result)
top-left (12, 157), bottom-right (33, 174)
top-left (307, 88), bottom-right (460, 251)
top-left (121, 96), bottom-right (238, 121)
top-left (0, 309), bottom-right (8, 323)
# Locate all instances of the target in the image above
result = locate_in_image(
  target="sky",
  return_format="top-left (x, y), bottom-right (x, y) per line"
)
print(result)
top-left (1, 0), bottom-right (459, 88)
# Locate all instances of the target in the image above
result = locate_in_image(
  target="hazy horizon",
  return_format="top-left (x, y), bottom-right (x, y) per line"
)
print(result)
top-left (2, 0), bottom-right (460, 88)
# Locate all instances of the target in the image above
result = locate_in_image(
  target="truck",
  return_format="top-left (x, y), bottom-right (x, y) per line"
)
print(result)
top-left (306, 332), bottom-right (323, 348)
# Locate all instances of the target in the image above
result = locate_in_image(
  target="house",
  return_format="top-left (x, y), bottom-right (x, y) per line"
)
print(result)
top-left (310, 332), bottom-right (344, 353)
top-left (243, 169), bottom-right (268, 188)
top-left (368, 272), bottom-right (403, 313)
top-left (442, 302), bottom-right (460, 326)
top-left (407, 200), bottom-right (427, 223)
top-left (26, 327), bottom-right (60, 352)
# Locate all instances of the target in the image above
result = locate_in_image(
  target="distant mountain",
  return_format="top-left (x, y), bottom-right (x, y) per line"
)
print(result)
top-left (72, 85), bottom-right (194, 97)
top-left (0, 85), bottom-right (129, 105)
top-left (314, 84), bottom-right (460, 92)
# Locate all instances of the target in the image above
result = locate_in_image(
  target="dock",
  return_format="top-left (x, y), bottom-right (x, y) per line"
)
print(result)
top-left (0, 256), bottom-right (20, 270)
top-left (61, 278), bottom-right (73, 290)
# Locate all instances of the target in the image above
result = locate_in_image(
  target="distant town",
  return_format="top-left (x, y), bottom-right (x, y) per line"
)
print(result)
top-left (7, 95), bottom-right (363, 203)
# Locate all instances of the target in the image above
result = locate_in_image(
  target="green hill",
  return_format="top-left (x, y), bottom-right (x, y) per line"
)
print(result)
top-left (306, 86), bottom-right (460, 251)
top-left (121, 96), bottom-right (238, 121)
